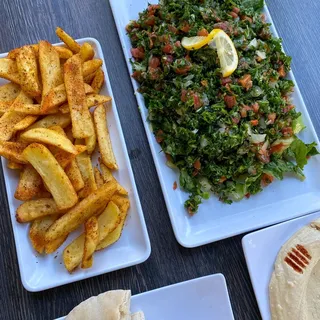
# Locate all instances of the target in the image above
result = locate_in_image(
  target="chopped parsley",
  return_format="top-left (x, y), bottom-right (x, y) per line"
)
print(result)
top-left (126, 0), bottom-right (319, 213)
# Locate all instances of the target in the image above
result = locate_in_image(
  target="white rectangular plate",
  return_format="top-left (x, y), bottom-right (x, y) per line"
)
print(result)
top-left (1, 38), bottom-right (150, 292)
top-left (109, 0), bottom-right (320, 247)
top-left (242, 210), bottom-right (320, 319)
top-left (56, 273), bottom-right (234, 320)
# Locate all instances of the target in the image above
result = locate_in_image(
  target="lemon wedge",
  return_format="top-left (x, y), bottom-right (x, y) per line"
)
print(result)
top-left (181, 29), bottom-right (220, 50)
top-left (209, 30), bottom-right (238, 77)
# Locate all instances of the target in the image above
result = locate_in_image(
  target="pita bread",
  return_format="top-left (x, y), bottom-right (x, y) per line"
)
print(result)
top-left (131, 311), bottom-right (145, 320)
top-left (269, 220), bottom-right (320, 320)
top-left (66, 290), bottom-right (131, 320)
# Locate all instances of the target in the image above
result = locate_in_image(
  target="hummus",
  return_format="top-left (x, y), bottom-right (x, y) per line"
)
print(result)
top-left (269, 220), bottom-right (320, 320)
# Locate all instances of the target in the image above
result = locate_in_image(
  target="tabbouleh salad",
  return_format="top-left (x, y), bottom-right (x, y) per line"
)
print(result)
top-left (126, 0), bottom-right (318, 214)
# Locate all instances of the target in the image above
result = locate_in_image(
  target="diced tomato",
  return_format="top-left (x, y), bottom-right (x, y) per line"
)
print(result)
top-left (193, 160), bottom-right (201, 170)
top-left (168, 25), bottom-right (178, 34)
top-left (131, 47), bottom-right (145, 60)
top-left (250, 119), bottom-right (259, 126)
top-left (240, 15), bottom-right (253, 23)
top-left (270, 143), bottom-right (284, 154)
top-left (156, 130), bottom-right (164, 143)
top-left (219, 176), bottom-right (227, 183)
top-left (238, 74), bottom-right (252, 90)
top-left (240, 107), bottom-right (248, 118)
top-left (149, 67), bottom-right (161, 80)
top-left (221, 77), bottom-right (232, 86)
top-left (232, 7), bottom-right (240, 14)
top-left (181, 89), bottom-right (188, 102)
top-left (174, 40), bottom-right (181, 47)
top-left (180, 22), bottom-right (191, 33)
top-left (145, 15), bottom-right (156, 26)
top-left (162, 43), bottom-right (173, 54)
top-left (224, 95), bottom-right (237, 108)
top-left (268, 113), bottom-right (276, 124)
top-left (173, 181), bottom-right (177, 190)
top-left (192, 169), bottom-right (199, 177)
top-left (125, 21), bottom-right (140, 33)
top-left (197, 28), bottom-right (209, 36)
top-left (131, 71), bottom-right (142, 81)
top-left (261, 173), bottom-right (274, 186)
top-left (193, 93), bottom-right (202, 109)
top-left (282, 127), bottom-right (293, 137)
top-left (147, 4), bottom-right (160, 16)
top-left (245, 193), bottom-right (250, 199)
top-left (175, 65), bottom-right (191, 75)
top-left (278, 65), bottom-right (286, 78)
top-left (165, 153), bottom-right (172, 162)
top-left (252, 102), bottom-right (260, 113)
top-left (283, 105), bottom-right (294, 113)
top-left (230, 12), bottom-right (238, 19)
top-left (149, 57), bottom-right (160, 69)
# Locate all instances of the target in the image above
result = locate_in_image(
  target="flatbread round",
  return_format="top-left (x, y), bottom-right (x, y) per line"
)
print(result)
top-left (66, 290), bottom-right (131, 320)
top-left (269, 220), bottom-right (320, 320)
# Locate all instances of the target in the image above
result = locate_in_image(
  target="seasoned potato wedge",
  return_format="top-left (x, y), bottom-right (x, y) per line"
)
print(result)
top-left (82, 216), bottom-right (99, 269)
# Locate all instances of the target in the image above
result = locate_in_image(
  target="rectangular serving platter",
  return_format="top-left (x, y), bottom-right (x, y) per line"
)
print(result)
top-left (1, 38), bottom-right (151, 292)
top-left (56, 274), bottom-right (234, 320)
top-left (109, 0), bottom-right (320, 247)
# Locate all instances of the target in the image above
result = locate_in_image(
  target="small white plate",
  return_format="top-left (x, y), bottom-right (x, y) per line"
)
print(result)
top-left (242, 210), bottom-right (320, 320)
top-left (109, 0), bottom-right (320, 247)
top-left (1, 38), bottom-right (151, 292)
top-left (56, 273), bottom-right (234, 320)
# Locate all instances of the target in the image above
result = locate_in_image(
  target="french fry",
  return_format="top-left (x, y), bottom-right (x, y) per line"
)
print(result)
top-left (91, 69), bottom-right (104, 93)
top-left (13, 115), bottom-right (38, 132)
top-left (0, 91), bottom-right (33, 140)
top-left (84, 71), bottom-right (97, 84)
top-left (83, 59), bottom-right (103, 77)
top-left (54, 46), bottom-right (73, 59)
top-left (56, 27), bottom-right (81, 53)
top-left (0, 141), bottom-right (28, 164)
top-left (76, 152), bottom-right (97, 198)
top-left (27, 113), bottom-right (71, 130)
top-left (11, 103), bottom-right (58, 115)
top-left (16, 46), bottom-right (41, 97)
top-left (96, 196), bottom-right (130, 250)
top-left (94, 104), bottom-right (118, 170)
top-left (65, 160), bottom-right (85, 192)
top-left (14, 165), bottom-right (43, 201)
top-left (7, 160), bottom-right (23, 170)
top-left (80, 43), bottom-right (95, 62)
top-left (16, 198), bottom-right (61, 223)
top-left (63, 233), bottom-right (85, 272)
top-left (46, 180), bottom-right (117, 242)
top-left (0, 58), bottom-right (21, 84)
top-left (64, 55), bottom-right (95, 138)
top-left (39, 40), bottom-right (63, 96)
top-left (41, 83), bottom-right (93, 113)
top-left (94, 167), bottom-right (104, 188)
top-left (85, 114), bottom-right (96, 154)
top-left (30, 215), bottom-right (59, 254)
top-left (97, 201), bottom-right (121, 243)
top-left (0, 82), bottom-right (20, 101)
top-left (52, 144), bottom-right (87, 169)
top-left (100, 162), bottom-right (128, 195)
top-left (22, 143), bottom-right (78, 210)
top-left (82, 216), bottom-right (99, 269)
top-left (0, 101), bottom-right (14, 115)
top-left (63, 200), bottom-right (121, 272)
top-left (21, 128), bottom-right (78, 154)
top-left (59, 94), bottom-right (111, 113)
top-left (8, 44), bottom-right (73, 60)
top-left (45, 233), bottom-right (67, 254)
